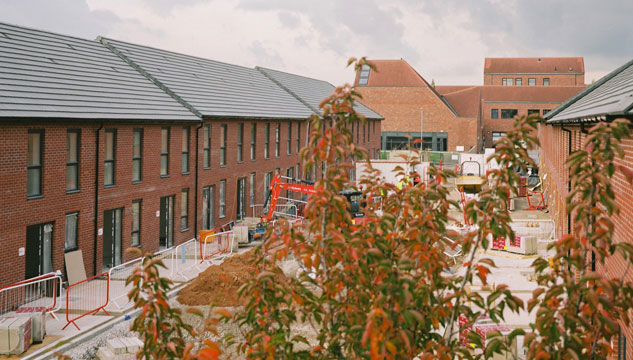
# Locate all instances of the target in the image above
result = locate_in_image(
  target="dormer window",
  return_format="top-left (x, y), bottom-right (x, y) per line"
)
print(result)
top-left (358, 65), bottom-right (370, 86)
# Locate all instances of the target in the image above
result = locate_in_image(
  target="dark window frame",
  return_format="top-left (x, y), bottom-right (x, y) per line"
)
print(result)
top-left (275, 123), bottom-right (280, 158)
top-left (501, 109), bottom-right (518, 119)
top-left (132, 128), bottom-right (143, 183)
top-left (180, 188), bottom-right (189, 231)
top-left (66, 129), bottom-right (80, 192)
top-left (249, 172), bottom-right (256, 207)
top-left (220, 124), bottom-right (227, 167)
top-left (515, 78), bottom-right (522, 86)
top-left (527, 109), bottom-right (540, 116)
top-left (219, 180), bottom-right (226, 218)
top-left (543, 78), bottom-right (550, 86)
top-left (160, 127), bottom-right (170, 177)
top-left (237, 123), bottom-right (244, 163)
top-left (287, 122), bottom-right (292, 155)
top-left (528, 78), bottom-right (536, 86)
top-left (491, 109), bottom-right (499, 119)
top-left (65, 211), bottom-right (79, 252)
top-left (250, 123), bottom-right (256, 161)
top-left (131, 200), bottom-right (141, 247)
top-left (265, 123), bottom-right (270, 159)
top-left (203, 124), bottom-right (211, 169)
top-left (296, 122), bottom-right (301, 153)
top-left (181, 126), bottom-right (190, 174)
top-left (27, 129), bottom-right (44, 198)
top-left (104, 129), bottom-right (116, 187)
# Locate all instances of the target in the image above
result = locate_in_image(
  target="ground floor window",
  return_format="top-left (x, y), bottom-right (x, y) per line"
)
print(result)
top-left (491, 132), bottom-right (506, 147)
top-left (382, 132), bottom-right (447, 151)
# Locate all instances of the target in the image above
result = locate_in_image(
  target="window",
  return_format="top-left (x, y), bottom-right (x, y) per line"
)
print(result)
top-left (249, 172), bottom-right (255, 206)
top-left (502, 78), bottom-right (513, 86)
top-left (182, 127), bottom-right (190, 173)
top-left (275, 123), bottom-right (280, 157)
top-left (286, 167), bottom-right (294, 199)
top-left (27, 130), bottom-right (44, 197)
top-left (543, 78), bottom-right (550, 86)
top-left (237, 123), bottom-right (244, 163)
top-left (104, 129), bottom-right (116, 186)
top-left (296, 122), bottom-right (301, 153)
top-left (65, 212), bottom-right (78, 251)
top-left (358, 64), bottom-right (370, 86)
top-left (265, 123), bottom-right (270, 159)
top-left (528, 109), bottom-right (540, 115)
top-left (220, 124), bottom-right (227, 166)
top-left (275, 168), bottom-right (280, 176)
top-left (542, 109), bottom-right (551, 115)
top-left (160, 127), bottom-right (169, 176)
top-left (264, 172), bottom-right (273, 196)
top-left (181, 189), bottom-right (188, 231)
top-left (66, 130), bottom-right (79, 191)
top-left (287, 122), bottom-right (292, 155)
top-left (202, 186), bottom-right (215, 229)
top-left (132, 129), bottom-right (143, 182)
top-left (515, 78), bottom-right (522, 86)
top-left (491, 109), bottom-right (499, 119)
top-left (501, 109), bottom-right (518, 119)
top-left (492, 132), bottom-right (506, 146)
top-left (528, 78), bottom-right (536, 86)
top-left (131, 200), bottom-right (141, 247)
top-left (250, 123), bottom-right (256, 161)
top-left (351, 120), bottom-right (354, 141)
top-left (203, 124), bottom-right (211, 169)
top-left (363, 122), bottom-right (366, 143)
top-left (356, 119), bottom-right (360, 143)
top-left (373, 119), bottom-right (376, 134)
top-left (219, 180), bottom-right (226, 218)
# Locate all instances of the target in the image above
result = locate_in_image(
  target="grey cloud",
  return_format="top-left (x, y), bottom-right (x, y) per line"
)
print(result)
top-left (0, 0), bottom-right (122, 40)
top-left (139, 0), bottom-right (210, 17)
top-left (249, 40), bottom-right (284, 68)
top-left (278, 11), bottom-right (300, 28)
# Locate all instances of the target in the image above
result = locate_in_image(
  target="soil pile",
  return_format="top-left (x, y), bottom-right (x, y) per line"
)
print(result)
top-left (177, 250), bottom-right (284, 307)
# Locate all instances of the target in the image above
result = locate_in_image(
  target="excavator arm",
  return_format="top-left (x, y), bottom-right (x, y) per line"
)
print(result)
top-left (261, 174), bottom-right (316, 222)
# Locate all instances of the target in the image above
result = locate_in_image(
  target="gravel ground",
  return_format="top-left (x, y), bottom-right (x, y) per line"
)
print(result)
top-left (60, 317), bottom-right (138, 359)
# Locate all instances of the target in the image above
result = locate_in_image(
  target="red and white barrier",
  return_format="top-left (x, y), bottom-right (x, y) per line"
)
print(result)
top-left (200, 230), bottom-right (234, 264)
top-left (0, 272), bottom-right (62, 321)
top-left (63, 272), bottom-right (110, 331)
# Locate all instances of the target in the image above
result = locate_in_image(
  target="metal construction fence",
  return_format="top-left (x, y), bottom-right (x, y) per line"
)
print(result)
top-left (63, 272), bottom-right (109, 331)
top-left (0, 272), bottom-right (62, 320)
top-left (200, 230), bottom-right (234, 263)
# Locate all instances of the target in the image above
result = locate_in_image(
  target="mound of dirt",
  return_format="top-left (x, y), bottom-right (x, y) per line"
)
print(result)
top-left (177, 249), bottom-right (284, 307)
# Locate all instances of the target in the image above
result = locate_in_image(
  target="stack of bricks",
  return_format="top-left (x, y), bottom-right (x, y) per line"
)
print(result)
top-left (96, 337), bottom-right (143, 360)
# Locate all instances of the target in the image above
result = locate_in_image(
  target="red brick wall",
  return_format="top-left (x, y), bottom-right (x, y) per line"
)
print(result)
top-left (356, 87), bottom-right (478, 151)
top-left (485, 73), bottom-right (584, 86)
top-left (0, 117), bottom-right (381, 286)
top-left (539, 122), bottom-right (633, 358)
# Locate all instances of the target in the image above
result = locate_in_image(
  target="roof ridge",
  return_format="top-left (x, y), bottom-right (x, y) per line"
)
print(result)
top-left (401, 59), bottom-right (458, 116)
top-left (255, 67), bottom-right (319, 115)
top-left (546, 58), bottom-right (633, 122)
top-left (441, 86), bottom-right (481, 95)
top-left (256, 66), bottom-right (334, 87)
top-left (98, 36), bottom-right (203, 119)
top-left (0, 21), bottom-right (99, 44)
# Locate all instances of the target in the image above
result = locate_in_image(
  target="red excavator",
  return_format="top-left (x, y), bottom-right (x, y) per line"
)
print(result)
top-left (260, 174), bottom-right (366, 223)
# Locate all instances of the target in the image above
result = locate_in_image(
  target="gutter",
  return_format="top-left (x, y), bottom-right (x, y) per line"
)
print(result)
top-left (93, 122), bottom-right (103, 276)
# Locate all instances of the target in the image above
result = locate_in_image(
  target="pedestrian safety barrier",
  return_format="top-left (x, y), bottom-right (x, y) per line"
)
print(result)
top-left (200, 230), bottom-right (234, 263)
top-left (0, 272), bottom-right (62, 320)
top-left (63, 272), bottom-right (109, 331)
top-left (108, 256), bottom-right (144, 309)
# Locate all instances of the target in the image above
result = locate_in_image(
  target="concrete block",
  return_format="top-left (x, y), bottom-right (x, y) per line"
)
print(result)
top-left (97, 346), bottom-right (116, 360)
top-left (0, 315), bottom-right (32, 355)
top-left (120, 337), bottom-right (140, 353)
top-left (106, 338), bottom-right (126, 355)
top-left (16, 307), bottom-right (46, 343)
top-left (128, 336), bottom-right (144, 351)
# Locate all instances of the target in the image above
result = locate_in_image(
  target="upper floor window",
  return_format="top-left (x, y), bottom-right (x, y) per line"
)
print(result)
top-left (66, 129), bottom-right (80, 191)
top-left (296, 122), bottom-right (301, 153)
top-left (502, 78), bottom-right (513, 86)
top-left (237, 123), bottom-right (244, 163)
top-left (358, 64), bottom-right (370, 86)
top-left (542, 109), bottom-right (551, 115)
top-left (132, 129), bottom-right (143, 182)
top-left (491, 109), bottom-right (499, 119)
top-left (27, 130), bottom-right (44, 197)
top-left (528, 109), bottom-right (540, 115)
top-left (265, 123), bottom-right (270, 159)
top-left (501, 109), bottom-right (518, 119)
top-left (220, 124), bottom-right (227, 166)
top-left (203, 124), bottom-right (211, 169)
top-left (515, 78), bottom-right (522, 86)
top-left (182, 127), bottom-right (190, 173)
top-left (528, 78), bottom-right (536, 86)
top-left (275, 123), bottom-right (280, 158)
top-left (250, 123), bottom-right (256, 161)
top-left (160, 127), bottom-right (170, 177)
top-left (287, 122), bottom-right (292, 155)
top-left (104, 129), bottom-right (116, 186)
top-left (543, 78), bottom-right (550, 86)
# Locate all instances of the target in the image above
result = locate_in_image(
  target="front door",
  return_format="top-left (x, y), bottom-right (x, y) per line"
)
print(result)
top-left (202, 186), bottom-right (215, 230)
top-left (25, 222), bottom-right (53, 279)
top-left (160, 195), bottom-right (174, 248)
top-left (103, 208), bottom-right (122, 269)
top-left (236, 177), bottom-right (246, 221)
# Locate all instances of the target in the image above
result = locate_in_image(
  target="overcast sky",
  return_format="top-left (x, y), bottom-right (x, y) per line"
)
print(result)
top-left (1, 0), bottom-right (631, 86)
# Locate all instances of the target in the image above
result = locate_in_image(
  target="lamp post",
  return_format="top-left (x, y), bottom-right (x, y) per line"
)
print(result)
top-left (420, 107), bottom-right (424, 150)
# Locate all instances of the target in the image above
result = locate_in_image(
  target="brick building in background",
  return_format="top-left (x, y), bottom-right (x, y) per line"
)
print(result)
top-left (540, 58), bottom-right (633, 360)
top-left (355, 57), bottom-right (586, 151)
top-left (0, 22), bottom-right (382, 286)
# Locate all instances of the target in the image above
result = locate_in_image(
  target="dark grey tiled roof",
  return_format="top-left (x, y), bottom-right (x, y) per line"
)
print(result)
top-left (100, 38), bottom-right (315, 120)
top-left (256, 67), bottom-right (383, 120)
top-left (547, 59), bottom-right (633, 124)
top-left (0, 22), bottom-right (199, 121)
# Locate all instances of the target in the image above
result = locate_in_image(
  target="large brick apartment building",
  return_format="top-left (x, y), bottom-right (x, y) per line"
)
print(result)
top-left (355, 57), bottom-right (586, 151)
top-left (0, 23), bottom-right (382, 286)
top-left (540, 58), bottom-right (633, 360)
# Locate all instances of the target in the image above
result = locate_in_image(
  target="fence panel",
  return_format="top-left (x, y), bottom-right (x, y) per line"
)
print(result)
top-left (0, 272), bottom-right (62, 320)
top-left (108, 256), bottom-right (144, 310)
top-left (200, 230), bottom-right (234, 263)
top-left (173, 239), bottom-right (201, 281)
top-left (63, 272), bottom-right (109, 331)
